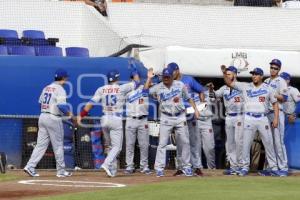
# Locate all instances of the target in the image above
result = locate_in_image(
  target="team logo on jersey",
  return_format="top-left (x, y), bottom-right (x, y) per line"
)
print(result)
top-left (224, 90), bottom-right (242, 101)
top-left (265, 125), bottom-right (269, 130)
top-left (230, 52), bottom-right (249, 73)
top-left (237, 122), bottom-right (242, 126)
top-left (246, 89), bottom-right (268, 98)
top-left (160, 88), bottom-right (181, 101)
top-left (209, 129), bottom-right (213, 133)
top-left (145, 124), bottom-right (148, 129)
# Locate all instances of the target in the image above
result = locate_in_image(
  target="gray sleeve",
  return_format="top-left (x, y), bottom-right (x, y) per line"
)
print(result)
top-left (149, 84), bottom-right (159, 96)
top-left (56, 87), bottom-right (67, 104)
top-left (233, 82), bottom-right (246, 91)
top-left (291, 88), bottom-right (300, 103)
top-left (90, 88), bottom-right (102, 103)
top-left (214, 86), bottom-right (224, 98)
top-left (279, 78), bottom-right (288, 96)
top-left (120, 82), bottom-right (135, 95)
top-left (269, 88), bottom-right (277, 104)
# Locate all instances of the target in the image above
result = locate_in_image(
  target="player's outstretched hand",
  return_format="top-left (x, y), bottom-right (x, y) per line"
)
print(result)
top-left (206, 82), bottom-right (214, 90)
top-left (272, 118), bottom-right (279, 128)
top-left (220, 65), bottom-right (227, 73)
top-left (288, 114), bottom-right (296, 124)
top-left (147, 68), bottom-right (155, 79)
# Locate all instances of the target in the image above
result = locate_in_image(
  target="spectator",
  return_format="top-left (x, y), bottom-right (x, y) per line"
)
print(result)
top-left (234, 0), bottom-right (273, 6)
top-left (85, 0), bottom-right (108, 16)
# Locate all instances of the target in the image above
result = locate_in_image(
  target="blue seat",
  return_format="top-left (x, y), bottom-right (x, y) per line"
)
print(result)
top-left (22, 30), bottom-right (45, 39)
top-left (36, 46), bottom-right (63, 56)
top-left (0, 29), bottom-right (18, 39)
top-left (0, 46), bottom-right (8, 55)
top-left (66, 47), bottom-right (89, 57)
top-left (10, 46), bottom-right (36, 56)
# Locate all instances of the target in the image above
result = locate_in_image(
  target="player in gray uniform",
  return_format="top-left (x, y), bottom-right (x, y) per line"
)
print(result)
top-left (198, 89), bottom-right (216, 169)
top-left (168, 63), bottom-right (205, 176)
top-left (264, 59), bottom-right (289, 176)
top-left (212, 66), bottom-right (244, 175)
top-left (124, 70), bottom-right (151, 174)
top-left (147, 68), bottom-right (200, 177)
top-left (280, 72), bottom-right (300, 125)
top-left (78, 70), bottom-right (138, 177)
top-left (24, 69), bottom-right (73, 178)
top-left (224, 67), bottom-right (280, 176)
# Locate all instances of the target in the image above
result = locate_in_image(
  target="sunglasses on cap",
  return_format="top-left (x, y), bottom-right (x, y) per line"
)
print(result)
top-left (270, 66), bottom-right (280, 71)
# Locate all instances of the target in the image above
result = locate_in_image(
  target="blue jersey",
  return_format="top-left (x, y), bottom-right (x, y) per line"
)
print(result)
top-left (180, 75), bottom-right (204, 107)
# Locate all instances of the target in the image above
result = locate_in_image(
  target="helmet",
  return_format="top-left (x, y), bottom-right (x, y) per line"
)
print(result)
top-left (107, 70), bottom-right (120, 82)
top-left (55, 69), bottom-right (68, 79)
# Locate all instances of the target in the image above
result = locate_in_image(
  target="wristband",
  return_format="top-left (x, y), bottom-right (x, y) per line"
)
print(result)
top-left (80, 109), bottom-right (88, 118)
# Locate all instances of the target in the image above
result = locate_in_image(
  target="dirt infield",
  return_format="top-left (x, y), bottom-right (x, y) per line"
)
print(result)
top-left (0, 170), bottom-right (299, 200)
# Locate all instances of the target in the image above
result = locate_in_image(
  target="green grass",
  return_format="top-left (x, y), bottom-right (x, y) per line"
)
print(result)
top-left (0, 173), bottom-right (18, 182)
top-left (36, 177), bottom-right (300, 200)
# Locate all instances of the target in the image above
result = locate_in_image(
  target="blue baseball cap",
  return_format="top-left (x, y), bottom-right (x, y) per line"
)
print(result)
top-left (250, 67), bottom-right (264, 76)
top-left (167, 62), bottom-right (179, 71)
top-left (270, 59), bottom-right (282, 68)
top-left (130, 70), bottom-right (140, 78)
top-left (226, 66), bottom-right (238, 74)
top-left (162, 68), bottom-right (173, 77)
top-left (55, 69), bottom-right (68, 79)
top-left (107, 70), bottom-right (120, 82)
top-left (280, 72), bottom-right (291, 80)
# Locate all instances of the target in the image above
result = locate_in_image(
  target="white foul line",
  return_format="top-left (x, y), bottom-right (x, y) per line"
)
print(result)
top-left (18, 180), bottom-right (126, 188)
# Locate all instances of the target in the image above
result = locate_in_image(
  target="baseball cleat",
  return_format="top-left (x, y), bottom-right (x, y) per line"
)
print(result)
top-left (258, 170), bottom-right (272, 176)
top-left (278, 170), bottom-right (288, 177)
top-left (156, 170), bottom-right (164, 177)
top-left (140, 168), bottom-right (152, 175)
top-left (183, 167), bottom-right (193, 177)
top-left (223, 168), bottom-right (238, 175)
top-left (270, 170), bottom-right (281, 177)
top-left (238, 169), bottom-right (248, 177)
top-left (173, 169), bottom-right (183, 176)
top-left (194, 168), bottom-right (203, 177)
top-left (101, 165), bottom-right (114, 177)
top-left (56, 171), bottom-right (72, 178)
top-left (24, 167), bottom-right (40, 177)
top-left (124, 168), bottom-right (135, 174)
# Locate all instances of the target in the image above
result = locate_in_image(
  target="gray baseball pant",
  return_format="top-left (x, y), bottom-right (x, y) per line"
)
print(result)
top-left (241, 115), bottom-right (278, 171)
top-left (267, 111), bottom-right (288, 171)
top-left (125, 117), bottom-right (149, 170)
top-left (155, 115), bottom-right (191, 171)
top-left (26, 113), bottom-right (66, 174)
top-left (225, 115), bottom-right (244, 170)
top-left (197, 117), bottom-right (216, 169)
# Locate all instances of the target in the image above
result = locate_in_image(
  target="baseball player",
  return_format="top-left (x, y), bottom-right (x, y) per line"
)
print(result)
top-left (78, 69), bottom-right (153, 177)
top-left (280, 72), bottom-right (300, 125)
top-left (212, 66), bottom-right (244, 175)
top-left (224, 67), bottom-right (280, 176)
top-left (197, 89), bottom-right (216, 170)
top-left (167, 62), bottom-right (205, 176)
top-left (124, 70), bottom-right (151, 175)
top-left (147, 68), bottom-right (200, 177)
top-left (24, 69), bottom-right (73, 177)
top-left (264, 59), bottom-right (289, 176)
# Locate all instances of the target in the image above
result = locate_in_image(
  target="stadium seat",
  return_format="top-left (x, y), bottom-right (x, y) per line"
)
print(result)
top-left (36, 46), bottom-right (63, 56)
top-left (22, 30), bottom-right (45, 39)
top-left (0, 45), bottom-right (8, 55)
top-left (66, 47), bottom-right (89, 57)
top-left (0, 29), bottom-right (18, 39)
top-left (0, 29), bottom-right (21, 46)
top-left (10, 46), bottom-right (36, 56)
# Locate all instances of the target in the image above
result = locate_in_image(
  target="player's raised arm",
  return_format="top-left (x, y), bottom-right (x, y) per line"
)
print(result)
top-left (144, 67), bottom-right (155, 89)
